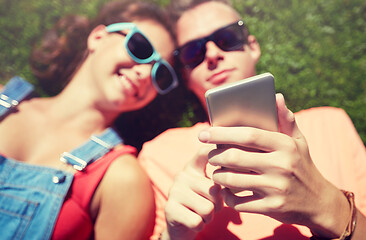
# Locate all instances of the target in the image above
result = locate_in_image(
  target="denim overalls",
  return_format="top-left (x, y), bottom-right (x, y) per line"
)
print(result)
top-left (0, 77), bottom-right (123, 239)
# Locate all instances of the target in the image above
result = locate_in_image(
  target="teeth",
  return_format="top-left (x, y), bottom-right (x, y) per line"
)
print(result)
top-left (122, 76), bottom-right (131, 89)
top-left (117, 74), bottom-right (138, 97)
top-left (120, 75), bottom-right (127, 81)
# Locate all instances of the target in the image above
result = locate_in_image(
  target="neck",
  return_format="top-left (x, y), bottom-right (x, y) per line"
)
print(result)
top-left (44, 76), bottom-right (119, 136)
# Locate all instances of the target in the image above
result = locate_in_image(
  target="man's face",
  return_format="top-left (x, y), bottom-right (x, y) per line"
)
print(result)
top-left (176, 2), bottom-right (261, 108)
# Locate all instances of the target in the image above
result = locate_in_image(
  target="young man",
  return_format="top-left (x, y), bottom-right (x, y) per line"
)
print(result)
top-left (138, 1), bottom-right (366, 239)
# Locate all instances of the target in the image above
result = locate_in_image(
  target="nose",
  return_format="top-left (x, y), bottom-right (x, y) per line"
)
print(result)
top-left (205, 41), bottom-right (224, 69)
top-left (132, 63), bottom-right (152, 83)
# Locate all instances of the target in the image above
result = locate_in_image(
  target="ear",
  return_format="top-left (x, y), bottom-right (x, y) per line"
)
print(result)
top-left (87, 25), bottom-right (108, 53)
top-left (247, 35), bottom-right (261, 64)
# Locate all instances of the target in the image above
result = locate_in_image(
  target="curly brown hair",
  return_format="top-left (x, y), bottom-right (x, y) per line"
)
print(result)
top-left (30, 1), bottom-right (175, 96)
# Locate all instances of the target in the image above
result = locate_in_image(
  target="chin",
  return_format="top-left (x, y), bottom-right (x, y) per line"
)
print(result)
top-left (128, 101), bottom-right (150, 112)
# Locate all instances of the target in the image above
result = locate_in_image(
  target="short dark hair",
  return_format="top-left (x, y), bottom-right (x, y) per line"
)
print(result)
top-left (169, 0), bottom-right (232, 23)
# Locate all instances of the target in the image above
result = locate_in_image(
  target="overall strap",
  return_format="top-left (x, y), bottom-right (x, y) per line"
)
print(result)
top-left (0, 76), bottom-right (34, 117)
top-left (60, 128), bottom-right (124, 171)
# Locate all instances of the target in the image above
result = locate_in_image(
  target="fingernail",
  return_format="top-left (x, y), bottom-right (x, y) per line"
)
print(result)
top-left (199, 131), bottom-right (211, 142)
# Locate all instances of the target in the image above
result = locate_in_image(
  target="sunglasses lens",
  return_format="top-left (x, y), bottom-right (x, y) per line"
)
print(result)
top-left (128, 32), bottom-right (154, 60)
top-left (154, 63), bottom-right (175, 92)
top-left (178, 41), bottom-right (206, 69)
top-left (214, 25), bottom-right (245, 51)
top-left (177, 22), bottom-right (246, 69)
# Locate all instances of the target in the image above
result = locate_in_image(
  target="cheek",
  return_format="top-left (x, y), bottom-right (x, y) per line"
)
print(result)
top-left (94, 39), bottom-right (130, 69)
top-left (137, 89), bottom-right (157, 109)
top-left (91, 48), bottom-right (118, 77)
top-left (126, 89), bottom-right (157, 112)
top-left (187, 71), bottom-right (200, 91)
top-left (148, 88), bottom-right (158, 102)
top-left (187, 73), bottom-right (206, 98)
top-left (226, 53), bottom-right (256, 80)
top-left (142, 86), bottom-right (158, 106)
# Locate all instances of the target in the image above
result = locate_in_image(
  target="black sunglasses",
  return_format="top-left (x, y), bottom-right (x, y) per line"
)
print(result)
top-left (174, 20), bottom-right (248, 69)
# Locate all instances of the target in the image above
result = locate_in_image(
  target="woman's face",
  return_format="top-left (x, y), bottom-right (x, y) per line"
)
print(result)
top-left (88, 19), bottom-right (174, 113)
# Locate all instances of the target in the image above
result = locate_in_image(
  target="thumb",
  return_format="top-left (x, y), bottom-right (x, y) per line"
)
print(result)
top-left (276, 93), bottom-right (303, 139)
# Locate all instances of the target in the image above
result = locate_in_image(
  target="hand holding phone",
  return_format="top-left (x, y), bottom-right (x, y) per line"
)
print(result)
top-left (205, 72), bottom-right (278, 149)
top-left (205, 73), bottom-right (278, 194)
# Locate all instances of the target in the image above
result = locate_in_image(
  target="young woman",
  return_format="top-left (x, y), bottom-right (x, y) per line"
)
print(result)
top-left (0, 1), bottom-right (177, 240)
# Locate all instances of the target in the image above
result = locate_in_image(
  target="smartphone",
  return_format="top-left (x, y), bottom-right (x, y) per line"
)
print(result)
top-left (205, 72), bottom-right (278, 131)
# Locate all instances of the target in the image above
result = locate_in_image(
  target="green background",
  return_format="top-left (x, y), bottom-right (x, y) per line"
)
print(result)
top-left (0, 0), bottom-right (365, 145)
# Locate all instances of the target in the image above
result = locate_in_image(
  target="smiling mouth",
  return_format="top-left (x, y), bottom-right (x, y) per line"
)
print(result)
top-left (116, 73), bottom-right (139, 97)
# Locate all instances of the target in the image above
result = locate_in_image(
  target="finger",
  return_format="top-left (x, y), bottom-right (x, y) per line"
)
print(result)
top-left (172, 171), bottom-right (222, 204)
top-left (276, 93), bottom-right (295, 136)
top-left (199, 126), bottom-right (289, 153)
top-left (165, 200), bottom-right (205, 232)
top-left (220, 187), bottom-right (271, 214)
top-left (168, 178), bottom-right (219, 224)
top-left (221, 187), bottom-right (292, 219)
top-left (186, 146), bottom-right (215, 177)
top-left (208, 147), bottom-right (275, 173)
top-left (212, 169), bottom-right (283, 196)
top-left (276, 93), bottom-right (304, 140)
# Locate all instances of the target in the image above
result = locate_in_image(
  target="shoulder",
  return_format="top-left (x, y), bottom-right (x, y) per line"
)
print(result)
top-left (295, 106), bottom-right (355, 132)
top-left (138, 122), bottom-right (211, 180)
top-left (158, 122), bottom-right (210, 137)
top-left (103, 153), bottom-right (151, 190)
top-left (295, 106), bottom-right (349, 120)
top-left (294, 106), bottom-right (363, 151)
top-left (97, 153), bottom-right (154, 220)
top-left (141, 122), bottom-right (210, 148)
top-left (139, 122), bottom-right (210, 162)
top-left (93, 154), bottom-right (155, 239)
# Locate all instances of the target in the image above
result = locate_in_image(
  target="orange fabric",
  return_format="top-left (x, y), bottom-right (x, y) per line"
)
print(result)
top-left (52, 145), bottom-right (137, 240)
top-left (139, 107), bottom-right (366, 240)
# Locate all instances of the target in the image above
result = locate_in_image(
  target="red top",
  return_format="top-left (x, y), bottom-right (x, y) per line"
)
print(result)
top-left (52, 145), bottom-right (137, 240)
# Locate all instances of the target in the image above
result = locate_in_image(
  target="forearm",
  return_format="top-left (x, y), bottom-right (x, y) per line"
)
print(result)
top-left (310, 190), bottom-right (366, 240)
top-left (348, 209), bottom-right (366, 240)
top-left (311, 209), bottom-right (366, 240)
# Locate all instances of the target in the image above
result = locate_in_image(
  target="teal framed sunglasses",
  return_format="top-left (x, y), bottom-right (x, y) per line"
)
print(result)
top-left (106, 23), bottom-right (178, 95)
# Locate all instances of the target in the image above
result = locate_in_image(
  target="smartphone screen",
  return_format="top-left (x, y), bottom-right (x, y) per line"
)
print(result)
top-left (205, 72), bottom-right (278, 131)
